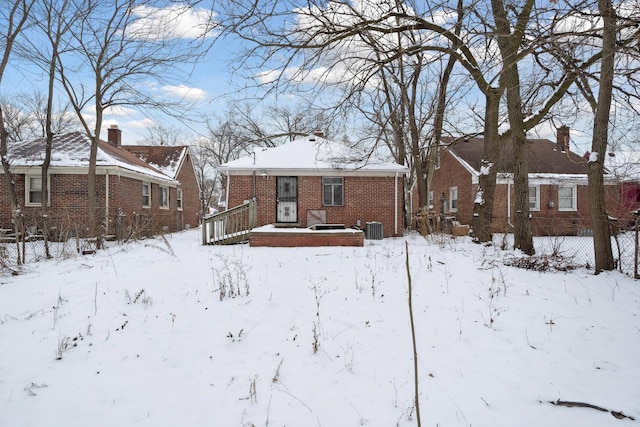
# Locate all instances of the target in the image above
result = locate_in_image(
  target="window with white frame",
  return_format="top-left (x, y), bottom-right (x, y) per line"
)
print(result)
top-left (322, 177), bottom-right (343, 206)
top-left (160, 186), bottom-right (169, 209)
top-left (176, 188), bottom-right (183, 211)
top-left (434, 147), bottom-right (441, 170)
top-left (449, 186), bottom-right (458, 211)
top-left (142, 182), bottom-right (151, 207)
top-left (558, 184), bottom-right (577, 211)
top-left (528, 185), bottom-right (540, 211)
top-left (428, 191), bottom-right (434, 209)
top-left (26, 175), bottom-right (46, 206)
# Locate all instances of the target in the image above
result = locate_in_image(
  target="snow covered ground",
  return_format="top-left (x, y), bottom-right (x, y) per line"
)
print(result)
top-left (1, 229), bottom-right (638, 427)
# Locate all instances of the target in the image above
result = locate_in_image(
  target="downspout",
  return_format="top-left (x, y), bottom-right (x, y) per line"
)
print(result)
top-left (105, 172), bottom-right (110, 234)
top-left (408, 176), bottom-right (416, 229)
top-left (395, 172), bottom-right (399, 236)
top-left (253, 171), bottom-right (256, 198)
top-left (225, 171), bottom-right (230, 211)
top-left (507, 180), bottom-right (513, 228)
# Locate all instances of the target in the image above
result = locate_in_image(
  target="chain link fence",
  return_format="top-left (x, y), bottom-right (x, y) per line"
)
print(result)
top-left (415, 213), bottom-right (639, 278)
top-left (494, 227), bottom-right (638, 277)
top-left (1, 209), bottom-right (171, 274)
top-left (4, 212), bottom-right (639, 278)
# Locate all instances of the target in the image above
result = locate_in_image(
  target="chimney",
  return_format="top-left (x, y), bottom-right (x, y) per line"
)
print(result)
top-left (107, 124), bottom-right (122, 148)
top-left (556, 125), bottom-right (570, 153)
top-left (313, 129), bottom-right (324, 138)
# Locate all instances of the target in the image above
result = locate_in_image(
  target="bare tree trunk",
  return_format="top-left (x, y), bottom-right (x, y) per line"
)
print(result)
top-left (472, 89), bottom-right (502, 243)
top-left (88, 134), bottom-right (98, 238)
top-left (0, 0), bottom-right (34, 265)
top-left (589, 0), bottom-right (616, 272)
top-left (427, 0), bottom-right (463, 202)
top-left (0, 108), bottom-right (24, 263)
top-left (492, 0), bottom-right (535, 254)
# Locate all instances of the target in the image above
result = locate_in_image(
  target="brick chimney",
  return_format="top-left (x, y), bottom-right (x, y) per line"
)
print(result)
top-left (313, 129), bottom-right (324, 138)
top-left (107, 124), bottom-right (122, 148)
top-left (556, 125), bottom-right (570, 153)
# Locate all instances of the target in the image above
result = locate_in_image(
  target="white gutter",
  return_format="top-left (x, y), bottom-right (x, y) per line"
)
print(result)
top-left (105, 172), bottom-right (110, 234)
top-left (395, 172), bottom-right (399, 236)
top-left (507, 181), bottom-right (513, 228)
top-left (225, 171), bottom-right (230, 211)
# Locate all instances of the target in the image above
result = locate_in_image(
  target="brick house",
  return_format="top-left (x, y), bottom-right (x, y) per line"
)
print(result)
top-left (424, 126), bottom-right (619, 236)
top-left (217, 132), bottom-right (408, 238)
top-left (605, 151), bottom-right (640, 226)
top-left (0, 126), bottom-right (200, 238)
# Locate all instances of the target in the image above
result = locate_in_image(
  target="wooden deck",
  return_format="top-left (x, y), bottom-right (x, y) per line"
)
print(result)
top-left (202, 200), bottom-right (257, 245)
top-left (202, 202), bottom-right (365, 247)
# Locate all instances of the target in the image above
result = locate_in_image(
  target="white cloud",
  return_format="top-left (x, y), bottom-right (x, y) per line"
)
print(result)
top-left (125, 118), bottom-right (157, 129)
top-left (129, 5), bottom-right (217, 40)
top-left (104, 105), bottom-right (137, 117)
top-left (162, 84), bottom-right (206, 100)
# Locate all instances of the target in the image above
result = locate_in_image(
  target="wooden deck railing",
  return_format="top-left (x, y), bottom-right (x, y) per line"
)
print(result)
top-left (201, 199), bottom-right (257, 245)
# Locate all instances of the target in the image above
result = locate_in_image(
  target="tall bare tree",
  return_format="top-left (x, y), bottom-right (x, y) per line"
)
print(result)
top-left (588, 0), bottom-right (617, 271)
top-left (0, 0), bottom-right (36, 261)
top-left (139, 124), bottom-right (183, 146)
top-left (48, 0), bottom-right (214, 238)
top-left (217, 0), bottom-right (589, 240)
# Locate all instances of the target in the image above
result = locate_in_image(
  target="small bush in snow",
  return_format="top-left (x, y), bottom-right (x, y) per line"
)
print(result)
top-left (504, 255), bottom-right (579, 272)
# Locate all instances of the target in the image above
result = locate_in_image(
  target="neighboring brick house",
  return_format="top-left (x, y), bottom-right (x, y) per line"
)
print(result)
top-left (0, 126), bottom-right (200, 238)
top-left (605, 151), bottom-right (640, 226)
top-left (425, 126), bottom-right (619, 236)
top-left (217, 132), bottom-right (408, 238)
top-left (122, 142), bottom-right (201, 231)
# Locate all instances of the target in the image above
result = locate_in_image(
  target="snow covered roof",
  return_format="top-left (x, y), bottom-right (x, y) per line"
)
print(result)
top-left (444, 137), bottom-right (590, 175)
top-left (605, 151), bottom-right (640, 182)
top-left (122, 145), bottom-right (188, 179)
top-left (218, 134), bottom-right (408, 175)
top-left (5, 132), bottom-right (175, 182)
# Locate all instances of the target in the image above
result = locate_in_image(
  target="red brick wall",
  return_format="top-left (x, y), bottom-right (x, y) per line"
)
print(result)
top-left (425, 150), bottom-right (623, 236)
top-left (227, 173), bottom-right (404, 237)
top-left (175, 153), bottom-right (201, 229)
top-left (0, 172), bottom-right (185, 236)
top-left (428, 151), bottom-right (474, 224)
top-left (250, 231), bottom-right (364, 247)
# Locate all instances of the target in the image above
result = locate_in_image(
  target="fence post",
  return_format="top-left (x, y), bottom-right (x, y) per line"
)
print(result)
top-left (634, 213), bottom-right (638, 279)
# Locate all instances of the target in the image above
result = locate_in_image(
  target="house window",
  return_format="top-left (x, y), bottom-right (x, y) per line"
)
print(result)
top-left (176, 188), bottom-right (183, 211)
top-left (322, 177), bottom-right (343, 206)
top-left (449, 186), bottom-right (458, 212)
top-left (529, 185), bottom-right (540, 211)
top-left (26, 175), bottom-right (46, 206)
top-left (142, 182), bottom-right (151, 207)
top-left (160, 186), bottom-right (169, 209)
top-left (434, 147), bottom-right (441, 170)
top-left (428, 191), bottom-right (434, 209)
top-left (558, 184), bottom-right (577, 211)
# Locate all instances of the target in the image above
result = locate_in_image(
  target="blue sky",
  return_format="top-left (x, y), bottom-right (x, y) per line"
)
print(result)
top-left (1, 1), bottom-right (242, 144)
top-left (2, 0), bottom-right (627, 154)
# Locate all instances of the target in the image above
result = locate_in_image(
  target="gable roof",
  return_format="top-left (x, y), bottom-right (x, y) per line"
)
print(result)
top-left (122, 145), bottom-right (188, 179)
top-left (218, 134), bottom-right (408, 175)
top-left (5, 132), bottom-right (174, 182)
top-left (443, 137), bottom-right (589, 175)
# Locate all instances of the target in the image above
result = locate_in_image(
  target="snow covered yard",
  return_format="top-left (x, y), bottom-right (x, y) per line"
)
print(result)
top-left (0, 229), bottom-right (638, 427)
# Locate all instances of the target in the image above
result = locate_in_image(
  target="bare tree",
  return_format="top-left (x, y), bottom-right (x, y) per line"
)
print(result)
top-left (0, 98), bottom-right (32, 142)
top-left (190, 139), bottom-right (218, 216)
top-left (542, 0), bottom-right (639, 270)
top-left (48, 0), bottom-right (214, 238)
top-left (0, 0), bottom-right (36, 262)
top-left (139, 124), bottom-right (183, 146)
top-left (587, 0), bottom-right (618, 271)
